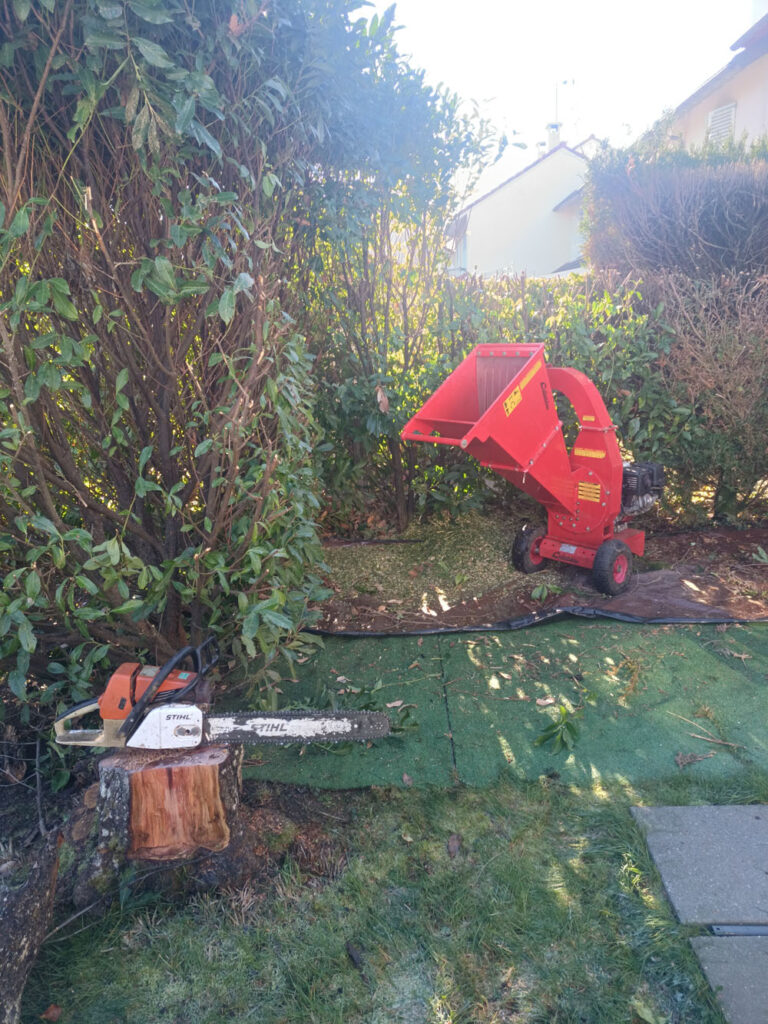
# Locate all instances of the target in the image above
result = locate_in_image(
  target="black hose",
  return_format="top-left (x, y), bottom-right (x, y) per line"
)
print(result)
top-left (306, 605), bottom-right (768, 639)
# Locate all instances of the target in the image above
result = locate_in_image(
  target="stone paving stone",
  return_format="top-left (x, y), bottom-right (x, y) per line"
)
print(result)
top-left (690, 936), bottom-right (768, 1024)
top-left (631, 805), bottom-right (768, 925)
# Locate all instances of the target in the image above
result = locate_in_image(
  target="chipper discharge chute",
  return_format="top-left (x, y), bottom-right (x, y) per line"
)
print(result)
top-left (401, 343), bottom-right (664, 595)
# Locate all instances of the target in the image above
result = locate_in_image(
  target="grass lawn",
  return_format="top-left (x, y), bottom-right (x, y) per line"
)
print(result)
top-left (22, 768), bottom-right (766, 1024)
top-left (20, 515), bottom-right (768, 1023)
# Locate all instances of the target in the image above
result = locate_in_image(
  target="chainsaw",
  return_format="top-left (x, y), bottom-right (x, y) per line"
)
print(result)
top-left (54, 637), bottom-right (390, 750)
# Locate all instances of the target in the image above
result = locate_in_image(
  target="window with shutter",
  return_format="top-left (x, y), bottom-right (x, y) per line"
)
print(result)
top-left (707, 102), bottom-right (736, 145)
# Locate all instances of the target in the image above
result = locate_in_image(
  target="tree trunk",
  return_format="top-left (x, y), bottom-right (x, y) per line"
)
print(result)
top-left (98, 744), bottom-right (243, 861)
top-left (388, 435), bottom-right (409, 531)
top-left (0, 832), bottom-right (61, 1024)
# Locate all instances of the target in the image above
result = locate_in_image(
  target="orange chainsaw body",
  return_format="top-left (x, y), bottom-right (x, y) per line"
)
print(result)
top-left (98, 663), bottom-right (199, 721)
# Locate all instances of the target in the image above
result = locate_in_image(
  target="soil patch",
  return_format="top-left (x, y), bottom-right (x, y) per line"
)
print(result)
top-left (314, 526), bottom-right (768, 633)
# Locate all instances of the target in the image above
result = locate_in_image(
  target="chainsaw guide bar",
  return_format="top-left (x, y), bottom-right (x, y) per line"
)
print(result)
top-left (206, 709), bottom-right (391, 746)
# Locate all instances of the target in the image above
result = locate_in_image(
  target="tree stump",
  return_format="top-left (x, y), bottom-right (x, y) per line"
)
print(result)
top-left (98, 744), bottom-right (243, 861)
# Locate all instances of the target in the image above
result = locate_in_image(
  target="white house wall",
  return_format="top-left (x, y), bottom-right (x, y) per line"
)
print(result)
top-left (457, 148), bottom-right (587, 277)
top-left (672, 50), bottom-right (768, 148)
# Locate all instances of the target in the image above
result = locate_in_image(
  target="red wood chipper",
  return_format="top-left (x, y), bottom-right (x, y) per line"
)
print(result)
top-left (400, 343), bottom-right (664, 595)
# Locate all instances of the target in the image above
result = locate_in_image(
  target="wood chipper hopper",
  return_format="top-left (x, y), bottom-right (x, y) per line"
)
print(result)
top-left (401, 343), bottom-right (664, 594)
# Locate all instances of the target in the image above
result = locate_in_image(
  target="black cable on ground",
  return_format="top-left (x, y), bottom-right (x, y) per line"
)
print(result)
top-left (307, 606), bottom-right (768, 640)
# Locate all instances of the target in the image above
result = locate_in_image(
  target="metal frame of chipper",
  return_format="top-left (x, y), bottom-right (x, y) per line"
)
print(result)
top-left (400, 342), bottom-right (664, 595)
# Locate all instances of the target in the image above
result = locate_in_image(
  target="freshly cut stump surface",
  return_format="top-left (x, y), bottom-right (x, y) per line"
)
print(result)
top-left (99, 744), bottom-right (241, 861)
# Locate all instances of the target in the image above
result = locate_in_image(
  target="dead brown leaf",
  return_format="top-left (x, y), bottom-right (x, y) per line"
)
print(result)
top-left (40, 1007), bottom-right (63, 1022)
top-left (447, 833), bottom-right (462, 859)
top-left (375, 385), bottom-right (389, 413)
top-left (536, 696), bottom-right (556, 707)
top-left (675, 751), bottom-right (716, 768)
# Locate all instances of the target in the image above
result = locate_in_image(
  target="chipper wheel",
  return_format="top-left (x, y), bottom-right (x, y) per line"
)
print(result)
top-left (593, 539), bottom-right (633, 596)
top-left (512, 525), bottom-right (547, 574)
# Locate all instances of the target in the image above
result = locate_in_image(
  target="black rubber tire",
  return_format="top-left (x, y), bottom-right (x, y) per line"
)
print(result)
top-left (592, 539), bottom-right (633, 595)
top-left (511, 526), bottom-right (547, 574)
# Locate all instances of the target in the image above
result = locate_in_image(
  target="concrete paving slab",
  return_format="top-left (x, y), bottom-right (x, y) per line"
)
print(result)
top-left (632, 806), bottom-right (768, 925)
top-left (690, 937), bottom-right (768, 1024)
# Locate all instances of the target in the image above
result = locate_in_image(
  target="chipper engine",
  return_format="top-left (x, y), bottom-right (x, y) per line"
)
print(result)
top-left (401, 343), bottom-right (664, 595)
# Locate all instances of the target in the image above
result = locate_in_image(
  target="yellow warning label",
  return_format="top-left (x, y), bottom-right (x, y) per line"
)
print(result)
top-left (577, 481), bottom-right (602, 503)
top-left (504, 387), bottom-right (522, 416)
top-left (519, 359), bottom-right (542, 391)
top-left (504, 359), bottom-right (542, 417)
top-left (582, 415), bottom-right (595, 422)
top-left (573, 447), bottom-right (606, 459)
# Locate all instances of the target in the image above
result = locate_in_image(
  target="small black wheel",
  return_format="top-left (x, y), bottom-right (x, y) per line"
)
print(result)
top-left (512, 525), bottom-right (547, 574)
top-left (593, 539), bottom-right (633, 595)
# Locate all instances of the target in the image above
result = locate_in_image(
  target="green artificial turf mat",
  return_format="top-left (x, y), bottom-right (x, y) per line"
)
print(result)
top-left (242, 622), bottom-right (768, 790)
top-left (443, 621), bottom-right (768, 786)
top-left (242, 635), bottom-right (455, 788)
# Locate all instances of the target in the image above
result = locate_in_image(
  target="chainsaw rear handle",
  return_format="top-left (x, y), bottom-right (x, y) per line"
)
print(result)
top-left (54, 698), bottom-right (121, 747)
top-left (118, 636), bottom-right (218, 741)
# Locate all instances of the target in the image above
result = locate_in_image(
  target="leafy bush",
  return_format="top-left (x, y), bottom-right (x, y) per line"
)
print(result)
top-left (0, 0), bottom-right (468, 722)
top-left (317, 266), bottom-right (768, 526)
top-left (585, 144), bottom-right (768, 277)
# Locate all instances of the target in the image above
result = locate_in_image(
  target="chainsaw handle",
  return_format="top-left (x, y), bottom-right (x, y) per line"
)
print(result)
top-left (54, 699), bottom-right (110, 747)
top-left (197, 635), bottom-right (219, 676)
top-left (118, 645), bottom-right (198, 740)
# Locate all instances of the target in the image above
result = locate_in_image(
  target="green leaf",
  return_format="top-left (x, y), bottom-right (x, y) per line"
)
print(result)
top-left (138, 445), bottom-right (153, 472)
top-left (17, 616), bottom-right (36, 653)
top-left (97, 1), bottom-right (123, 17)
top-left (132, 104), bottom-right (150, 150)
top-left (124, 85), bottom-right (140, 124)
top-left (128, 0), bottom-right (175, 23)
top-left (232, 272), bottom-right (254, 295)
top-left (152, 256), bottom-right (176, 292)
top-left (218, 288), bottom-right (236, 325)
top-left (262, 173), bottom-right (280, 198)
top-left (84, 25), bottom-right (126, 50)
top-left (262, 608), bottom-right (294, 631)
top-left (174, 95), bottom-right (196, 134)
top-left (134, 37), bottom-right (174, 69)
top-left (194, 438), bottom-right (213, 457)
top-left (189, 119), bottom-right (222, 159)
top-left (51, 769), bottom-right (71, 792)
top-left (25, 572), bottom-right (41, 600)
top-left (8, 668), bottom-right (27, 700)
top-left (136, 476), bottom-right (162, 497)
top-left (111, 598), bottom-right (145, 616)
top-left (29, 515), bottom-right (60, 537)
top-left (115, 367), bottom-right (129, 392)
top-left (52, 289), bottom-right (79, 320)
top-left (12, 0), bottom-right (31, 22)
top-left (8, 207), bottom-right (29, 238)
top-left (106, 536), bottom-right (121, 565)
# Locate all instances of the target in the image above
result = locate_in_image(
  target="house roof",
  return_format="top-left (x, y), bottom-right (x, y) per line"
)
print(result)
top-left (550, 257), bottom-right (585, 274)
top-left (452, 142), bottom-right (589, 219)
top-left (731, 12), bottom-right (768, 52)
top-left (552, 186), bottom-right (584, 212)
top-left (674, 13), bottom-right (768, 117)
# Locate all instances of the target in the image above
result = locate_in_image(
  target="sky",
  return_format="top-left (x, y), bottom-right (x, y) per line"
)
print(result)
top-left (369, 0), bottom-right (764, 197)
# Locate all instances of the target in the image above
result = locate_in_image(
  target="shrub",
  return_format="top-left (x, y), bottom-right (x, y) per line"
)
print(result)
top-left (0, 0), bottom-right (465, 722)
top-left (585, 145), bottom-right (768, 277)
